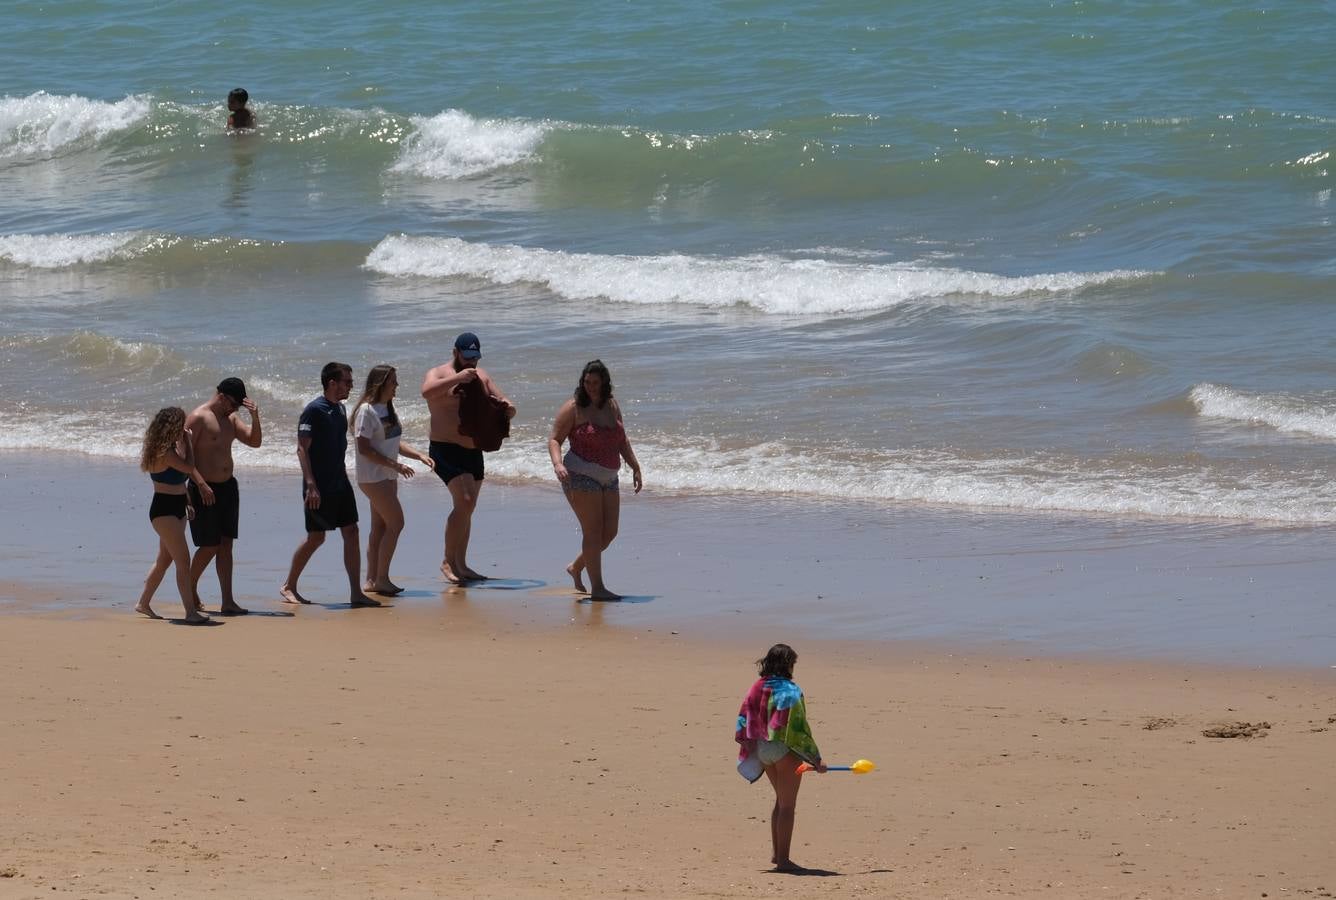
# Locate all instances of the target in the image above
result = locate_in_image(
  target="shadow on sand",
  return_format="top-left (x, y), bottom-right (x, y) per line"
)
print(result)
top-left (455, 578), bottom-right (546, 591)
top-left (577, 594), bottom-right (656, 604)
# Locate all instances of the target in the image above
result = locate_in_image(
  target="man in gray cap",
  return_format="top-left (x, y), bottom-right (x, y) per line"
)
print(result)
top-left (186, 376), bottom-right (262, 614)
top-left (421, 332), bottom-right (516, 583)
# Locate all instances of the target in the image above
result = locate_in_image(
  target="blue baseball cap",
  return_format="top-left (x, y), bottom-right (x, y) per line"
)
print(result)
top-left (454, 332), bottom-right (481, 359)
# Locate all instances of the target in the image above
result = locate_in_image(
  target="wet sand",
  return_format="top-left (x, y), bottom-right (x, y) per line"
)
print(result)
top-left (1, 452), bottom-right (1333, 665)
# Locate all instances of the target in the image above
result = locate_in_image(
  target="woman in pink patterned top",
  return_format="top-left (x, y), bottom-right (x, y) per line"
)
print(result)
top-left (547, 359), bottom-right (643, 600)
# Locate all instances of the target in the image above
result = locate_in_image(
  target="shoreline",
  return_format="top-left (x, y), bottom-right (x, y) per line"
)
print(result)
top-left (2, 449), bottom-right (1335, 668)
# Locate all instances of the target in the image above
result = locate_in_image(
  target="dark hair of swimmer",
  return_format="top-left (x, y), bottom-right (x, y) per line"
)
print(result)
top-left (574, 359), bottom-right (613, 408)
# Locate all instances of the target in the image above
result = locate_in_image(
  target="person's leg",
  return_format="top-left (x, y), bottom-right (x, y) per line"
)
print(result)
top-left (764, 753), bottom-right (804, 870)
top-left (561, 486), bottom-right (590, 593)
top-left (567, 487), bottom-right (620, 599)
top-left (156, 517), bottom-right (206, 622)
top-left (359, 482), bottom-right (384, 589)
top-left (279, 531), bottom-right (325, 604)
top-left (215, 536), bottom-right (247, 614)
top-left (189, 545), bottom-right (218, 612)
top-left (340, 524), bottom-right (379, 606)
top-left (443, 475), bottom-right (480, 583)
top-left (135, 538), bottom-right (172, 618)
top-left (360, 480), bottom-right (404, 592)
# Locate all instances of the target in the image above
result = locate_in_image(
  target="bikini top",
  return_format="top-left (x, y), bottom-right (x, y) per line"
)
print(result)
top-left (568, 419), bottom-right (624, 470)
top-left (149, 467), bottom-right (190, 485)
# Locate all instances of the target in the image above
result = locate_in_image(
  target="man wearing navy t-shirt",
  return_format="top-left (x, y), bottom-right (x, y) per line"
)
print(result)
top-left (280, 362), bottom-right (381, 608)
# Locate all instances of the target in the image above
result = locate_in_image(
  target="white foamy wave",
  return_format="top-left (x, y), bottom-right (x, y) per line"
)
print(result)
top-left (390, 109), bottom-right (547, 178)
top-left (486, 433), bottom-right (1336, 524)
top-left (1190, 383), bottom-right (1336, 440)
top-left (366, 235), bottom-right (1150, 315)
top-left (0, 232), bottom-right (142, 268)
top-left (0, 92), bottom-right (151, 159)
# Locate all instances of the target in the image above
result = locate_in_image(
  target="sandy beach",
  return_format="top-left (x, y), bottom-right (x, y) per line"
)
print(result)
top-left (0, 452), bottom-right (1334, 897)
top-left (1, 608), bottom-right (1332, 898)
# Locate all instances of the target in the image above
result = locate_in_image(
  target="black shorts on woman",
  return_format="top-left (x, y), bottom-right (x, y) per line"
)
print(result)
top-left (149, 493), bottom-right (188, 521)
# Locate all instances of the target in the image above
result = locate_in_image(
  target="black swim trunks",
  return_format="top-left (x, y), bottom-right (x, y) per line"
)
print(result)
top-left (429, 440), bottom-right (484, 484)
top-left (148, 492), bottom-right (188, 521)
top-left (188, 477), bottom-right (240, 547)
top-left (303, 484), bottom-right (359, 532)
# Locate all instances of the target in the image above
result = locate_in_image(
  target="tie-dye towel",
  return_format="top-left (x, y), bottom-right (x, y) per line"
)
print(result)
top-left (735, 676), bottom-right (821, 782)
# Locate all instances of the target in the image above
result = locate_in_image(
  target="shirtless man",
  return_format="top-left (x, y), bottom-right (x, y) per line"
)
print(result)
top-left (187, 377), bottom-right (262, 615)
top-left (421, 332), bottom-right (516, 584)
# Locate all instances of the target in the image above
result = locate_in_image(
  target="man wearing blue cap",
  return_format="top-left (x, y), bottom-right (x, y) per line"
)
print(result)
top-left (421, 332), bottom-right (517, 583)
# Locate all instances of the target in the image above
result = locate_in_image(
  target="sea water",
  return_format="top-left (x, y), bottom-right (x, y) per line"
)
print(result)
top-left (2, 1), bottom-right (1334, 524)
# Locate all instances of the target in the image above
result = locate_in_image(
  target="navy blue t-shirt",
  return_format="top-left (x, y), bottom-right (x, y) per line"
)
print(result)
top-left (298, 396), bottom-right (350, 494)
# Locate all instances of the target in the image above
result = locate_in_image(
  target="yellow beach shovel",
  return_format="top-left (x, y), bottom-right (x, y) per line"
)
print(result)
top-left (797, 758), bottom-right (876, 774)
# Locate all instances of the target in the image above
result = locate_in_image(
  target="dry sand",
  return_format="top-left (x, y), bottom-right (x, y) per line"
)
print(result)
top-left (1, 605), bottom-right (1333, 899)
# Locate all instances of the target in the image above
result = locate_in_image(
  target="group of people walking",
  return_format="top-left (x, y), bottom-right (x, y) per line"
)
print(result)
top-left (136, 332), bottom-right (643, 622)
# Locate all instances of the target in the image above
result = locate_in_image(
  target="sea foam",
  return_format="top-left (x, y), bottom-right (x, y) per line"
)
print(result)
top-left (0, 92), bottom-right (151, 159)
top-left (0, 232), bottom-right (142, 268)
top-left (365, 235), bottom-right (1150, 315)
top-left (1190, 383), bottom-right (1336, 440)
top-left (390, 109), bottom-right (548, 178)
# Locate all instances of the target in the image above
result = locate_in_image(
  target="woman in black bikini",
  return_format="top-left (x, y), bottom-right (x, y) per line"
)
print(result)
top-left (135, 407), bottom-right (213, 622)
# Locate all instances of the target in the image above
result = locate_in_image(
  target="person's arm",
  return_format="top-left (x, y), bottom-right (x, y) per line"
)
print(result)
top-left (356, 436), bottom-right (413, 477)
top-left (478, 369), bottom-right (517, 419)
top-left (398, 443), bottom-right (434, 470)
top-left (296, 434), bottom-right (320, 509)
top-left (612, 400), bottom-right (642, 494)
top-left (548, 401), bottom-right (575, 482)
top-left (164, 442), bottom-right (213, 504)
top-left (234, 398), bottom-right (262, 448)
top-left (184, 414), bottom-right (216, 505)
top-left (421, 365), bottom-right (477, 400)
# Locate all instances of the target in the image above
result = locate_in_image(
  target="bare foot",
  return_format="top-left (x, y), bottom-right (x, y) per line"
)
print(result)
top-left (440, 562), bottom-right (464, 585)
top-left (183, 612), bottom-right (212, 625)
top-left (589, 587), bottom-right (623, 601)
top-left (566, 564), bottom-right (588, 593)
top-left (279, 584), bottom-right (312, 605)
top-left (219, 602), bottom-right (249, 616)
top-left (458, 566), bottom-right (488, 581)
top-left (350, 594), bottom-right (382, 608)
top-left (772, 860), bottom-right (806, 873)
top-left (134, 604), bottom-right (162, 620)
top-left (369, 580), bottom-right (404, 595)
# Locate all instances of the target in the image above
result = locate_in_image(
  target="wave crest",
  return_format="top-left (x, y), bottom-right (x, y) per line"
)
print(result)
top-left (0, 92), bottom-right (151, 160)
top-left (0, 232), bottom-right (143, 268)
top-left (390, 109), bottom-right (548, 178)
top-left (365, 235), bottom-right (1150, 315)
top-left (1190, 383), bottom-right (1336, 440)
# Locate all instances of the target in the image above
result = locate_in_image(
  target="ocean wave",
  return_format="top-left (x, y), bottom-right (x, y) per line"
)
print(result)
top-left (1190, 383), bottom-right (1336, 440)
top-left (493, 437), bottom-right (1336, 523)
top-left (0, 92), bottom-right (151, 160)
top-left (2, 413), bottom-right (1328, 523)
top-left (365, 235), bottom-right (1151, 315)
top-left (390, 109), bottom-right (548, 178)
top-left (0, 332), bottom-right (184, 374)
top-left (0, 232), bottom-right (143, 268)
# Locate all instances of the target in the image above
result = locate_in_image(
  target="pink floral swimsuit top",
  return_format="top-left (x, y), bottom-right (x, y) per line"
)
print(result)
top-left (568, 419), bottom-right (624, 470)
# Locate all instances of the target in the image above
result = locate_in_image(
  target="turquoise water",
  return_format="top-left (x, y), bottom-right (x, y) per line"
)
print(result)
top-left (2, 1), bottom-right (1334, 522)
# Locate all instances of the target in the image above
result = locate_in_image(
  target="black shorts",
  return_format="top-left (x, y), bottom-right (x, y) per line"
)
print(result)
top-left (430, 440), bottom-right (484, 484)
top-left (188, 477), bottom-right (240, 546)
top-left (304, 484), bottom-right (359, 532)
top-left (149, 492), bottom-right (188, 521)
